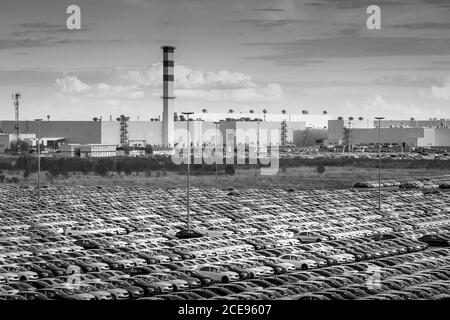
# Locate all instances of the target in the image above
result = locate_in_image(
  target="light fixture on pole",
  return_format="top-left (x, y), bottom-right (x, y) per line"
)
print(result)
top-left (375, 117), bottom-right (384, 211)
top-left (182, 112), bottom-right (194, 233)
top-left (34, 119), bottom-right (43, 208)
top-left (213, 121), bottom-right (220, 197)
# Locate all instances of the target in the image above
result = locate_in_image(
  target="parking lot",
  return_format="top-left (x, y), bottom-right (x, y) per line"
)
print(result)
top-left (1, 177), bottom-right (450, 300)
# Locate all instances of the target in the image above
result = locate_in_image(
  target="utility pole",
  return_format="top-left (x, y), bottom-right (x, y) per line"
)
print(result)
top-left (182, 112), bottom-right (194, 233)
top-left (34, 119), bottom-right (43, 207)
top-left (375, 117), bottom-right (384, 211)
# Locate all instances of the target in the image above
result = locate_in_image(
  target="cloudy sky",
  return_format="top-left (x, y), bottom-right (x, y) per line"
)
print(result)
top-left (0, 0), bottom-right (449, 121)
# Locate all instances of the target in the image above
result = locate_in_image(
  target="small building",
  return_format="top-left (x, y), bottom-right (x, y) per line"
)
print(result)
top-left (152, 146), bottom-right (174, 156)
top-left (129, 149), bottom-right (146, 157)
top-left (80, 144), bottom-right (117, 158)
top-left (0, 133), bottom-right (37, 153)
top-left (59, 144), bottom-right (81, 157)
top-left (0, 134), bottom-right (9, 153)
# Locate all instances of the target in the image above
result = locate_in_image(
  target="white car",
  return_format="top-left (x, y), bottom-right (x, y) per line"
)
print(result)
top-left (0, 267), bottom-right (20, 282)
top-left (196, 265), bottom-right (240, 283)
top-left (278, 254), bottom-right (318, 270)
top-left (1, 265), bottom-right (39, 281)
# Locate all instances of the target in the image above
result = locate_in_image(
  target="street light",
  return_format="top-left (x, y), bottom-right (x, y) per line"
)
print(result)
top-left (34, 119), bottom-right (43, 208)
top-left (213, 121), bottom-right (220, 197)
top-left (375, 117), bottom-right (384, 211)
top-left (182, 112), bottom-right (194, 233)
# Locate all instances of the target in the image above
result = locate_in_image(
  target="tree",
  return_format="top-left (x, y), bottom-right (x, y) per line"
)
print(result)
top-left (249, 109), bottom-right (255, 114)
top-left (262, 109), bottom-right (267, 121)
top-left (282, 109), bottom-right (287, 114)
top-left (202, 108), bottom-right (208, 113)
top-left (348, 117), bottom-right (354, 121)
top-left (47, 115), bottom-right (50, 121)
top-left (358, 117), bottom-right (364, 121)
top-left (145, 144), bottom-right (153, 155)
top-left (93, 117), bottom-right (99, 121)
top-left (317, 165), bottom-right (326, 174)
top-left (337, 116), bottom-right (344, 120)
top-left (323, 110), bottom-right (328, 115)
top-left (228, 109), bottom-right (234, 114)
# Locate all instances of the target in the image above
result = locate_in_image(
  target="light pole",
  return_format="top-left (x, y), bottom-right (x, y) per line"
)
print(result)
top-left (182, 112), bottom-right (194, 233)
top-left (375, 117), bottom-right (384, 211)
top-left (34, 119), bottom-right (43, 207)
top-left (257, 121), bottom-right (260, 152)
top-left (213, 121), bottom-right (220, 197)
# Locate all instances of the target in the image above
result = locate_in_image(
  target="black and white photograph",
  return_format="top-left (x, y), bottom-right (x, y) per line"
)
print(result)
top-left (0, 0), bottom-right (450, 312)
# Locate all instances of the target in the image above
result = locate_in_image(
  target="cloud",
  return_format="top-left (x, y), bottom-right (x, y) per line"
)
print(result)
top-left (304, 0), bottom-right (413, 9)
top-left (176, 83), bottom-right (283, 102)
top-left (57, 64), bottom-right (284, 103)
top-left (121, 63), bottom-right (283, 102)
top-left (393, 22), bottom-right (450, 30)
top-left (255, 8), bottom-right (287, 12)
top-left (122, 63), bottom-right (257, 90)
top-left (55, 76), bottom-right (145, 100)
top-left (239, 19), bottom-right (311, 28)
top-left (55, 76), bottom-right (90, 93)
top-left (373, 75), bottom-right (445, 87)
top-left (244, 37), bottom-right (450, 59)
top-left (92, 83), bottom-right (145, 100)
top-left (428, 79), bottom-right (450, 101)
top-left (345, 94), bottom-right (446, 119)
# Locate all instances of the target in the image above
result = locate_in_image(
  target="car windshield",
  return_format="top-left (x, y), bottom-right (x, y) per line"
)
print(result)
top-left (59, 288), bottom-right (75, 295)
top-left (13, 266), bottom-right (27, 272)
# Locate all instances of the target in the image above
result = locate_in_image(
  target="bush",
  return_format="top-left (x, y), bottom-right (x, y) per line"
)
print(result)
top-left (94, 159), bottom-right (109, 176)
top-left (225, 164), bottom-right (235, 175)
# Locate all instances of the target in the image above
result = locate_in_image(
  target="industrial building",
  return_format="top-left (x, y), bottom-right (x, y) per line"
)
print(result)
top-left (0, 45), bottom-right (331, 155)
top-left (326, 119), bottom-right (450, 150)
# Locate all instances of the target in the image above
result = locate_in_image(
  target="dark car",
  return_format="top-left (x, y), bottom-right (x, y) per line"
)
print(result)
top-left (73, 239), bottom-right (103, 249)
top-left (418, 234), bottom-right (450, 247)
top-left (33, 261), bottom-right (66, 276)
top-left (179, 269), bottom-right (215, 286)
top-left (104, 279), bottom-right (145, 299)
top-left (19, 291), bottom-right (52, 300)
top-left (122, 278), bottom-right (160, 296)
top-left (175, 229), bottom-right (204, 239)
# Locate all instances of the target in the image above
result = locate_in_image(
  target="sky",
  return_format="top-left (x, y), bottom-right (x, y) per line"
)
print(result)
top-left (0, 0), bottom-right (449, 121)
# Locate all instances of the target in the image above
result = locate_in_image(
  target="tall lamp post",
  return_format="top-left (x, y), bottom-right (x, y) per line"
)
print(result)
top-left (375, 117), bottom-right (384, 211)
top-left (34, 119), bottom-right (43, 207)
top-left (213, 121), bottom-right (220, 197)
top-left (182, 112), bottom-right (194, 233)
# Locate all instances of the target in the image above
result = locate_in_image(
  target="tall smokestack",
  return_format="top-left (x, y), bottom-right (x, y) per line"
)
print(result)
top-left (161, 45), bottom-right (175, 146)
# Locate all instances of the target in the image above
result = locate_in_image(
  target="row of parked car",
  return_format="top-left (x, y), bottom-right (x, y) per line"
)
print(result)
top-left (354, 175), bottom-right (450, 189)
top-left (1, 177), bottom-right (449, 300)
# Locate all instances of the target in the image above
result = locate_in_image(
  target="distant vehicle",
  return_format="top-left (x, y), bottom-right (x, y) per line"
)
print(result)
top-left (295, 232), bottom-right (328, 243)
top-left (418, 234), bottom-right (450, 247)
top-left (175, 229), bottom-right (204, 239)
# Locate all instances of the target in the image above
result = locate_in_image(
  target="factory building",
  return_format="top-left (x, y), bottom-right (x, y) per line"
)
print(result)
top-left (0, 45), bottom-right (328, 154)
top-left (326, 119), bottom-right (450, 149)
